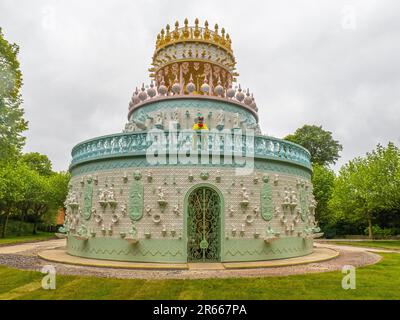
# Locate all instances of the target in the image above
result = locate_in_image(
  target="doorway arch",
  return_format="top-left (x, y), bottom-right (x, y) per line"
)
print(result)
top-left (185, 184), bottom-right (222, 262)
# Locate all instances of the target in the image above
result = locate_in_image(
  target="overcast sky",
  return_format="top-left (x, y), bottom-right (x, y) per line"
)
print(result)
top-left (1, 0), bottom-right (399, 172)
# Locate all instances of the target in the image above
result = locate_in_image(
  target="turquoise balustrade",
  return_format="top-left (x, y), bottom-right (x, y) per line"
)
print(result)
top-left (70, 131), bottom-right (311, 169)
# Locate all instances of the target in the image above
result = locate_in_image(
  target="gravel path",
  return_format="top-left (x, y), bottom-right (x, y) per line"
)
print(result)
top-left (0, 239), bottom-right (384, 280)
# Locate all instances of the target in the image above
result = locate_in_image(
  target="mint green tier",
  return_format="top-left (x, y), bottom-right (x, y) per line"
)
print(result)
top-left (65, 98), bottom-right (318, 263)
top-left (67, 236), bottom-right (313, 263)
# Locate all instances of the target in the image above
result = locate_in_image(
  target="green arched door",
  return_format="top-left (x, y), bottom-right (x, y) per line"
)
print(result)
top-left (187, 186), bottom-right (221, 262)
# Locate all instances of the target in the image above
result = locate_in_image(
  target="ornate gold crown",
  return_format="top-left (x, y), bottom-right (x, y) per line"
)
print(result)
top-left (155, 18), bottom-right (233, 54)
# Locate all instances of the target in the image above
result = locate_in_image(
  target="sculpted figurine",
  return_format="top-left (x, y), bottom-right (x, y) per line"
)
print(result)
top-left (171, 108), bottom-right (179, 122)
top-left (107, 186), bottom-right (116, 202)
top-left (99, 188), bottom-right (107, 202)
top-left (158, 186), bottom-right (166, 201)
top-left (155, 111), bottom-right (163, 128)
top-left (241, 187), bottom-right (250, 202)
top-left (233, 113), bottom-right (240, 128)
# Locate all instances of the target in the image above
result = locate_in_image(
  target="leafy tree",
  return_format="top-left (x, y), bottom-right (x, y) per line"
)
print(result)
top-left (19, 170), bottom-right (70, 234)
top-left (0, 162), bottom-right (29, 237)
top-left (0, 28), bottom-right (28, 161)
top-left (24, 173), bottom-right (51, 234)
top-left (311, 164), bottom-right (336, 230)
top-left (329, 143), bottom-right (400, 238)
top-left (285, 125), bottom-right (343, 166)
top-left (21, 152), bottom-right (53, 176)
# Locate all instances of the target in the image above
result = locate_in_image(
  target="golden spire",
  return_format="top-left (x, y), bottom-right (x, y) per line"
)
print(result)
top-left (160, 28), bottom-right (165, 45)
top-left (194, 18), bottom-right (200, 38)
top-left (213, 23), bottom-right (219, 43)
top-left (204, 20), bottom-right (210, 40)
top-left (183, 18), bottom-right (189, 38)
top-left (220, 28), bottom-right (226, 45)
top-left (165, 24), bottom-right (171, 43)
top-left (173, 21), bottom-right (180, 40)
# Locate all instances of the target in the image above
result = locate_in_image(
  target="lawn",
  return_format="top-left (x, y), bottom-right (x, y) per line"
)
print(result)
top-left (0, 233), bottom-right (56, 246)
top-left (329, 241), bottom-right (400, 251)
top-left (0, 253), bottom-right (399, 299)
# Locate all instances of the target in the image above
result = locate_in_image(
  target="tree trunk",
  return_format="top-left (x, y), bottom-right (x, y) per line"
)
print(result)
top-left (1, 211), bottom-right (10, 238)
top-left (32, 221), bottom-right (37, 235)
top-left (367, 212), bottom-right (373, 239)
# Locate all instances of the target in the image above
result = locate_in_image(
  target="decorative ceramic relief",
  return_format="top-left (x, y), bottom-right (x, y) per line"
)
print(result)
top-left (152, 214), bottom-right (161, 224)
top-left (125, 223), bottom-right (139, 244)
top-left (170, 224), bottom-right (176, 237)
top-left (146, 170), bottom-right (153, 182)
top-left (215, 170), bottom-right (221, 182)
top-left (65, 190), bottom-right (79, 210)
top-left (253, 174), bottom-right (259, 184)
top-left (200, 171), bottom-right (209, 180)
top-left (162, 225), bottom-right (167, 237)
top-left (93, 209), bottom-right (103, 224)
top-left (228, 205), bottom-right (235, 217)
top-left (76, 224), bottom-right (89, 241)
top-left (173, 204), bottom-right (181, 215)
top-left (157, 186), bottom-right (167, 212)
top-left (82, 179), bottom-right (93, 220)
top-left (216, 110), bottom-right (225, 130)
top-left (240, 224), bottom-right (245, 236)
top-left (123, 171), bottom-right (128, 183)
top-left (273, 174), bottom-right (279, 185)
top-left (299, 184), bottom-right (308, 221)
top-left (145, 205), bottom-right (152, 215)
top-left (133, 170), bottom-right (142, 180)
top-left (128, 180), bottom-right (144, 221)
top-left (253, 205), bottom-right (260, 216)
top-left (264, 225), bottom-right (279, 243)
top-left (240, 187), bottom-right (250, 208)
top-left (261, 180), bottom-right (274, 221)
top-left (245, 214), bottom-right (254, 224)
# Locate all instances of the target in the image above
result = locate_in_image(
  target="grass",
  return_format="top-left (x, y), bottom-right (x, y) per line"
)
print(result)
top-left (0, 253), bottom-right (399, 299)
top-left (0, 233), bottom-right (56, 246)
top-left (329, 240), bottom-right (400, 251)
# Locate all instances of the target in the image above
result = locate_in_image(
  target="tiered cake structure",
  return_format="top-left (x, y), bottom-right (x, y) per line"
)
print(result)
top-left (62, 19), bottom-right (321, 263)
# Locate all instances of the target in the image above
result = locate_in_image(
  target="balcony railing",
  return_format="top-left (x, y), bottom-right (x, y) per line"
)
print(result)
top-left (70, 131), bottom-right (311, 169)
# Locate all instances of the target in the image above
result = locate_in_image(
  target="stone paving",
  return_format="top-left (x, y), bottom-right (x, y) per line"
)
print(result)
top-left (0, 239), bottom-right (385, 279)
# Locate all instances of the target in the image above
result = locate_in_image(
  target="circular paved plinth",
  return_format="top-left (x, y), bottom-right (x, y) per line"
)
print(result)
top-left (0, 239), bottom-right (384, 279)
top-left (38, 247), bottom-right (338, 270)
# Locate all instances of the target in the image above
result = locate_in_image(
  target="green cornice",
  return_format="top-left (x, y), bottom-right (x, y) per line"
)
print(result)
top-left (128, 96), bottom-right (259, 121)
top-left (70, 156), bottom-right (311, 179)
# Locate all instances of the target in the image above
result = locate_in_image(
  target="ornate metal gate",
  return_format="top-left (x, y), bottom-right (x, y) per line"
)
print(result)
top-left (187, 187), bottom-right (221, 262)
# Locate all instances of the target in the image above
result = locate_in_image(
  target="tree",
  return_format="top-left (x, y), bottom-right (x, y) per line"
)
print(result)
top-left (311, 164), bottom-right (336, 230)
top-left (0, 162), bottom-right (29, 237)
top-left (21, 152), bottom-right (53, 176)
top-left (329, 143), bottom-right (400, 238)
top-left (0, 28), bottom-right (28, 161)
top-left (19, 170), bottom-right (70, 234)
top-left (285, 125), bottom-right (343, 166)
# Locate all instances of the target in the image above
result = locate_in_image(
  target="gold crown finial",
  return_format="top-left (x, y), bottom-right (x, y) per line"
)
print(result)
top-left (154, 19), bottom-right (234, 56)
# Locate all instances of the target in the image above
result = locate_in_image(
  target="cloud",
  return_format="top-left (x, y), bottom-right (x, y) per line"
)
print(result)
top-left (1, 0), bottom-right (399, 171)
